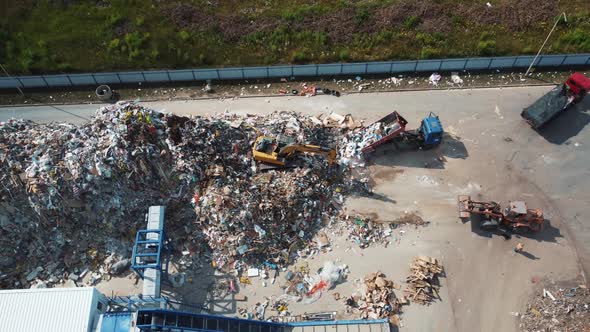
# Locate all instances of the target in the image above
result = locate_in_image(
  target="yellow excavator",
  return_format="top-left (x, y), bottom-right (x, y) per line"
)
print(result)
top-left (252, 135), bottom-right (337, 168)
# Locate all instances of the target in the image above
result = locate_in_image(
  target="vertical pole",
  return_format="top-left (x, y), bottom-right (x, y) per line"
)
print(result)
top-left (525, 12), bottom-right (566, 76)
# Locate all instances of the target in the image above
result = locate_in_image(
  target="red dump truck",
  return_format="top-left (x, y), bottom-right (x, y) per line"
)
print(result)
top-left (360, 111), bottom-right (443, 155)
top-left (521, 72), bottom-right (590, 129)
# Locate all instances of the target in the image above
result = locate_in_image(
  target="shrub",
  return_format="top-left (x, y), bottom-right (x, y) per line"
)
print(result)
top-left (107, 38), bottom-right (120, 52)
top-left (178, 30), bottom-right (191, 41)
top-left (477, 32), bottom-right (497, 56)
top-left (404, 15), bottom-right (420, 29)
top-left (135, 16), bottom-right (145, 27)
top-left (108, 13), bottom-right (124, 26)
top-left (355, 7), bottom-right (371, 25)
top-left (420, 47), bottom-right (440, 59)
top-left (416, 32), bottom-right (434, 46)
top-left (556, 28), bottom-right (590, 52)
top-left (291, 50), bottom-right (307, 63)
top-left (339, 50), bottom-right (350, 61)
top-left (124, 32), bottom-right (150, 60)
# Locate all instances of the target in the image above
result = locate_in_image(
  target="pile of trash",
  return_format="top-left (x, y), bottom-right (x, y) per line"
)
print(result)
top-left (345, 272), bottom-right (402, 323)
top-left (520, 284), bottom-right (590, 331)
top-left (404, 256), bottom-right (443, 305)
top-left (342, 215), bottom-right (393, 249)
top-left (0, 102), bottom-right (369, 288)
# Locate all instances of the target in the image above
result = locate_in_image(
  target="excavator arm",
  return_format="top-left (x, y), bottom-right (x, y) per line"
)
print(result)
top-left (252, 136), bottom-right (337, 167)
top-left (278, 144), bottom-right (337, 165)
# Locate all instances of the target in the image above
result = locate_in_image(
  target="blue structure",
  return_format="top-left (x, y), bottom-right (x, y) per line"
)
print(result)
top-left (1, 53), bottom-right (589, 90)
top-left (100, 308), bottom-right (390, 332)
top-left (131, 229), bottom-right (171, 280)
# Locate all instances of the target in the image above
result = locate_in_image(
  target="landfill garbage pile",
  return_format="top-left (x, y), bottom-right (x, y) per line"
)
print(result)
top-left (520, 284), bottom-right (590, 332)
top-left (404, 256), bottom-right (443, 305)
top-left (344, 272), bottom-right (402, 324)
top-left (0, 102), bottom-right (369, 288)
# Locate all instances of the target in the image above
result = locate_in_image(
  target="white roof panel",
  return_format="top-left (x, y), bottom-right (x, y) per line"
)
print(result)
top-left (0, 287), bottom-right (106, 332)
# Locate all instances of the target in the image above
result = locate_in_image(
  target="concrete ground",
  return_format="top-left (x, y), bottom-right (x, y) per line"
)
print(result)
top-left (2, 86), bottom-right (589, 331)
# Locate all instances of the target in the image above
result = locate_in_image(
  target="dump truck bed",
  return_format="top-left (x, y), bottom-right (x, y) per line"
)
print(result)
top-left (360, 111), bottom-right (408, 155)
top-left (521, 85), bottom-right (573, 129)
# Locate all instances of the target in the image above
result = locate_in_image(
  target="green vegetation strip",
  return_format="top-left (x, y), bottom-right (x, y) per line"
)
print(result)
top-left (1, 0), bottom-right (589, 75)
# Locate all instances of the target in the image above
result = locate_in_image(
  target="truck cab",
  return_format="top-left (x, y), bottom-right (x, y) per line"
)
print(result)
top-left (419, 112), bottom-right (444, 147)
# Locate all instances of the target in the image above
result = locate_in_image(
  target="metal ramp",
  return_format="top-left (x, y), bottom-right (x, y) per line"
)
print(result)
top-left (131, 206), bottom-right (170, 298)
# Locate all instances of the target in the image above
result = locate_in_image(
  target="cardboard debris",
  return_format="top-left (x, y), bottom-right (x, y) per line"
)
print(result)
top-left (345, 272), bottom-right (402, 324)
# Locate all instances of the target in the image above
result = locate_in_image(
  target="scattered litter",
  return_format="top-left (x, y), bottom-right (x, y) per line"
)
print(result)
top-left (428, 73), bottom-right (442, 86)
top-left (451, 72), bottom-right (464, 85)
top-left (522, 284), bottom-right (590, 331)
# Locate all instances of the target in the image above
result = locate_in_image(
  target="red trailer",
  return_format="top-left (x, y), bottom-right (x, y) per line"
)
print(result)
top-left (360, 111), bottom-right (408, 155)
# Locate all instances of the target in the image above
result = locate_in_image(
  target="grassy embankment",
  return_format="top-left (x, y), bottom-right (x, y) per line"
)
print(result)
top-left (1, 0), bottom-right (589, 74)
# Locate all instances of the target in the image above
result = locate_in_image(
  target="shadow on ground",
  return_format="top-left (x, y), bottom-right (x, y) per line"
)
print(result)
top-left (538, 98), bottom-right (590, 145)
top-left (162, 263), bottom-right (240, 315)
top-left (466, 217), bottom-right (563, 243)
top-left (370, 134), bottom-right (468, 169)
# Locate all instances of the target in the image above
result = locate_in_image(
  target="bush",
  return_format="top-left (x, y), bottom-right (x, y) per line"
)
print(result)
top-left (339, 50), bottom-right (350, 61)
top-left (556, 28), bottom-right (590, 52)
top-left (421, 47), bottom-right (440, 59)
top-left (124, 32), bottom-right (150, 61)
top-left (107, 38), bottom-right (120, 53)
top-left (355, 7), bottom-right (371, 25)
top-left (108, 13), bottom-right (124, 26)
top-left (178, 30), bottom-right (190, 41)
top-left (478, 32), bottom-right (497, 56)
top-left (404, 15), bottom-right (420, 29)
top-left (135, 16), bottom-right (145, 27)
top-left (291, 50), bottom-right (307, 63)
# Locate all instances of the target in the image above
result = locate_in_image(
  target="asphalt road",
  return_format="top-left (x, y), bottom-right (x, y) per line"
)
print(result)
top-left (2, 87), bottom-right (589, 331)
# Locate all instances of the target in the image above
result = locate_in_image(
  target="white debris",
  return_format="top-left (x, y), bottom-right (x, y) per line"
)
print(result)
top-left (451, 72), bottom-right (464, 85)
top-left (429, 73), bottom-right (442, 86)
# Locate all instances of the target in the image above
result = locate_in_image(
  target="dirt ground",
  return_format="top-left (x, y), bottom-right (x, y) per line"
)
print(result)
top-left (4, 86), bottom-right (589, 331)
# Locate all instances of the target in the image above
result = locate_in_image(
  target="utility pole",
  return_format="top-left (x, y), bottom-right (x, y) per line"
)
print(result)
top-left (525, 12), bottom-right (567, 77)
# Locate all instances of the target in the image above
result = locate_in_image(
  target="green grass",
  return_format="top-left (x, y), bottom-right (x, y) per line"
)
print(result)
top-left (1, 0), bottom-right (589, 74)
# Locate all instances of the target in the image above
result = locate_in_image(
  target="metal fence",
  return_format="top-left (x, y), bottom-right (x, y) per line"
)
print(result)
top-left (1, 54), bottom-right (589, 90)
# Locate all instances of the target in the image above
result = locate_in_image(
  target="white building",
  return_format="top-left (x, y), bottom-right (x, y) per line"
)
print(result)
top-left (0, 287), bottom-right (108, 332)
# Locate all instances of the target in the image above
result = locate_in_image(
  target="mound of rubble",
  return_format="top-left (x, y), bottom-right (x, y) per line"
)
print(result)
top-left (344, 272), bottom-right (402, 324)
top-left (0, 102), bottom-right (370, 288)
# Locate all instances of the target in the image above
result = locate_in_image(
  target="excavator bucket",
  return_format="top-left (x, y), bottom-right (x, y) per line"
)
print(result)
top-left (458, 195), bottom-right (471, 218)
